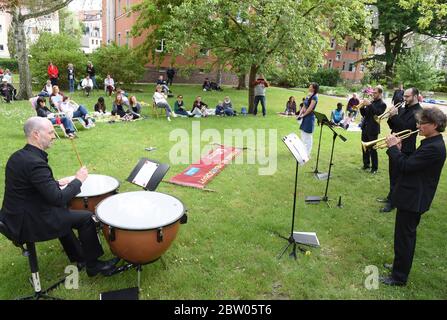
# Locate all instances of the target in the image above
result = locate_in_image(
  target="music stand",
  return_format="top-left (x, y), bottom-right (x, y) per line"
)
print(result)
top-left (311, 112), bottom-right (330, 180)
top-left (278, 133), bottom-right (320, 260)
top-left (305, 124), bottom-right (347, 207)
top-left (127, 158), bottom-right (169, 191)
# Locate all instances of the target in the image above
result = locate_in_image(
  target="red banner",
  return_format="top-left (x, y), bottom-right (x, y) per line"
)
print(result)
top-left (168, 145), bottom-right (242, 189)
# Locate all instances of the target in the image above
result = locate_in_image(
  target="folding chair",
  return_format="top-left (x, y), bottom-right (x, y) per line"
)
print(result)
top-left (152, 100), bottom-right (165, 119)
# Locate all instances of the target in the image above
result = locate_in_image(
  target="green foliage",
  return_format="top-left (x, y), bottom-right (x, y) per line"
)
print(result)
top-left (29, 33), bottom-right (86, 90)
top-left (59, 7), bottom-right (83, 37)
top-left (89, 43), bottom-right (146, 86)
top-left (0, 58), bottom-right (18, 72)
top-left (395, 46), bottom-right (444, 91)
top-left (399, 0), bottom-right (447, 29)
top-left (312, 68), bottom-right (341, 87)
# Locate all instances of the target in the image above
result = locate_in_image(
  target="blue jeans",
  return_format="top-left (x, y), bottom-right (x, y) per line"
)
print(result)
top-left (50, 117), bottom-right (75, 133)
top-left (157, 102), bottom-right (172, 117)
top-left (91, 76), bottom-right (98, 89)
top-left (253, 95), bottom-right (266, 116)
top-left (69, 79), bottom-right (75, 93)
top-left (73, 105), bottom-right (89, 120)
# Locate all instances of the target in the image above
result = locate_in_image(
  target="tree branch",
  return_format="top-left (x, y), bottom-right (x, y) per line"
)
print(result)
top-left (21, 0), bottom-right (74, 21)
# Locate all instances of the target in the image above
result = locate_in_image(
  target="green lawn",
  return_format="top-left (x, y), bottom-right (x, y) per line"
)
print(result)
top-left (0, 84), bottom-right (446, 300)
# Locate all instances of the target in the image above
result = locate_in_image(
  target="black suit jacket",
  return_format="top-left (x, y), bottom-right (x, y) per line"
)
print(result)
top-left (387, 103), bottom-right (422, 154)
top-left (0, 144), bottom-right (82, 242)
top-left (387, 135), bottom-right (446, 214)
top-left (392, 89), bottom-right (404, 105)
top-left (360, 98), bottom-right (387, 137)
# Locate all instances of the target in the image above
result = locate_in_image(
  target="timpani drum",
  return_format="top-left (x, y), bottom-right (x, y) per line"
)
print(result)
top-left (95, 191), bottom-right (187, 265)
top-left (68, 174), bottom-right (120, 213)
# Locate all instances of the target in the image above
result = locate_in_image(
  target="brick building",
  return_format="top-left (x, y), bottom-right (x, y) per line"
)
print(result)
top-left (102, 0), bottom-right (367, 84)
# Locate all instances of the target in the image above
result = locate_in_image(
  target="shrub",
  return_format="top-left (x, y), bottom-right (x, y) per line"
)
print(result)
top-left (29, 33), bottom-right (87, 91)
top-left (0, 58), bottom-right (19, 72)
top-left (312, 68), bottom-right (341, 87)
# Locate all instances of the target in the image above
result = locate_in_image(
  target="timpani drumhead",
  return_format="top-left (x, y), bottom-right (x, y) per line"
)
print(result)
top-left (95, 191), bottom-right (185, 230)
top-left (64, 174), bottom-right (120, 197)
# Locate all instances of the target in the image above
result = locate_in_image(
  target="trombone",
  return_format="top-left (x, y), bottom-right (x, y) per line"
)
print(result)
top-left (361, 129), bottom-right (419, 152)
top-left (374, 101), bottom-right (405, 124)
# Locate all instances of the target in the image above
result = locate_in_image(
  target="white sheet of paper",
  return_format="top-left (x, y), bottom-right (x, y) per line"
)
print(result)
top-left (283, 133), bottom-right (309, 165)
top-left (132, 161), bottom-right (159, 188)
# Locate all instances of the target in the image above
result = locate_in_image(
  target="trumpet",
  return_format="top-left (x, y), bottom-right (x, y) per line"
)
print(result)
top-left (375, 101), bottom-right (405, 123)
top-left (361, 129), bottom-right (419, 152)
top-left (351, 99), bottom-right (370, 111)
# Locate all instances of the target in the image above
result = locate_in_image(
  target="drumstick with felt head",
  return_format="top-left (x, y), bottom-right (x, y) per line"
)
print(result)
top-left (70, 137), bottom-right (83, 167)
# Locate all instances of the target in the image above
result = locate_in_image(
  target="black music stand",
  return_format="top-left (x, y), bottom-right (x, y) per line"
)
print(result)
top-left (305, 124), bottom-right (347, 207)
top-left (311, 112), bottom-right (330, 180)
top-left (127, 158), bottom-right (170, 191)
top-left (278, 133), bottom-right (319, 260)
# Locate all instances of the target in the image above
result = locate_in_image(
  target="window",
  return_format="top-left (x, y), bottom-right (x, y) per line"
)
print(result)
top-left (126, 31), bottom-right (130, 47)
top-left (342, 62), bottom-right (346, 71)
top-left (336, 51), bottom-right (341, 61)
top-left (328, 59), bottom-right (333, 69)
top-left (0, 44), bottom-right (4, 51)
top-left (360, 64), bottom-right (365, 72)
top-left (118, 33), bottom-right (121, 46)
top-left (155, 39), bottom-right (165, 53)
top-left (349, 63), bottom-right (355, 72)
top-left (91, 39), bottom-right (94, 45)
top-left (330, 38), bottom-right (336, 49)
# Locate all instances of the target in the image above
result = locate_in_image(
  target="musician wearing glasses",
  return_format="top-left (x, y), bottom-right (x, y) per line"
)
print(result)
top-left (380, 107), bottom-right (446, 286)
top-left (359, 86), bottom-right (387, 174)
top-left (378, 88), bottom-right (423, 213)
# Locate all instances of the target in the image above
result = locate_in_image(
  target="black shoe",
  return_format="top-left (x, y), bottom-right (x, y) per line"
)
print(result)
top-left (370, 169), bottom-right (378, 174)
top-left (383, 263), bottom-right (393, 271)
top-left (362, 166), bottom-right (370, 170)
top-left (379, 276), bottom-right (406, 286)
top-left (86, 258), bottom-right (120, 277)
top-left (380, 203), bottom-right (395, 213)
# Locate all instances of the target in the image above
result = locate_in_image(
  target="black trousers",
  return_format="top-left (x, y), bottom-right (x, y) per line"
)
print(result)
top-left (386, 151), bottom-right (411, 203)
top-left (58, 210), bottom-right (104, 263)
top-left (361, 130), bottom-right (378, 170)
top-left (392, 209), bottom-right (421, 283)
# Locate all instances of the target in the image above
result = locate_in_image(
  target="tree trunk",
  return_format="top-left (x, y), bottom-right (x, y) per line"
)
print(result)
top-left (216, 65), bottom-right (223, 87)
top-left (248, 64), bottom-right (259, 114)
top-left (13, 13), bottom-right (33, 100)
top-left (237, 73), bottom-right (247, 90)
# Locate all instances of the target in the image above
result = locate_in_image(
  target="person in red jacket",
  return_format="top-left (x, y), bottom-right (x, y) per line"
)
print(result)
top-left (47, 61), bottom-right (59, 86)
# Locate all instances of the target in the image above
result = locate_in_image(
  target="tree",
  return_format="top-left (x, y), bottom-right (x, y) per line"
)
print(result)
top-left (90, 43), bottom-right (146, 86)
top-left (361, 0), bottom-right (447, 88)
top-left (155, 0), bottom-right (369, 113)
top-left (59, 7), bottom-right (82, 37)
top-left (395, 44), bottom-right (444, 91)
top-left (399, 0), bottom-right (447, 29)
top-left (0, 0), bottom-right (74, 100)
top-left (29, 33), bottom-right (86, 90)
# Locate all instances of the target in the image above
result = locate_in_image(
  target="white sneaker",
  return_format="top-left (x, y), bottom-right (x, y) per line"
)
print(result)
top-left (167, 117), bottom-right (171, 122)
top-left (172, 112), bottom-right (178, 118)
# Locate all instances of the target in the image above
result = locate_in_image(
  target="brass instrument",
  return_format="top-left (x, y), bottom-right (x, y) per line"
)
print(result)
top-left (361, 129), bottom-right (419, 152)
top-left (351, 99), bottom-right (370, 111)
top-left (374, 101), bottom-right (405, 124)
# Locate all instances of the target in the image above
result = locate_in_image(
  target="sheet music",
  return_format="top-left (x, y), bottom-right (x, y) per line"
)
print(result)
top-left (132, 160), bottom-right (159, 188)
top-left (283, 133), bottom-right (309, 165)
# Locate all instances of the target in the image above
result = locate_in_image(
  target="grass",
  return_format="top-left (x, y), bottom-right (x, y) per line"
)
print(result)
top-left (0, 84), bottom-right (446, 300)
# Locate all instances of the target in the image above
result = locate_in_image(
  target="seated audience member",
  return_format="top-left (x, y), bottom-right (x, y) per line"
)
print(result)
top-left (2, 69), bottom-right (12, 84)
top-left (284, 96), bottom-right (297, 115)
top-left (215, 101), bottom-right (225, 116)
top-left (191, 96), bottom-right (209, 117)
top-left (60, 96), bottom-right (94, 128)
top-left (94, 97), bottom-right (107, 115)
top-left (174, 95), bottom-right (193, 117)
top-left (153, 85), bottom-right (175, 121)
top-left (210, 81), bottom-right (223, 91)
top-left (330, 103), bottom-right (345, 127)
top-left (38, 80), bottom-right (53, 97)
top-left (81, 75), bottom-right (93, 97)
top-left (127, 96), bottom-right (142, 120)
top-left (202, 78), bottom-right (212, 91)
top-left (222, 96), bottom-right (236, 116)
top-left (156, 75), bottom-right (170, 94)
top-left (115, 89), bottom-right (129, 102)
top-left (1, 79), bottom-right (15, 103)
top-left (347, 93), bottom-right (360, 118)
top-left (50, 85), bottom-right (64, 111)
top-left (33, 96), bottom-right (76, 137)
top-left (104, 74), bottom-right (115, 96)
top-left (298, 97), bottom-right (306, 114)
top-left (112, 93), bottom-right (130, 119)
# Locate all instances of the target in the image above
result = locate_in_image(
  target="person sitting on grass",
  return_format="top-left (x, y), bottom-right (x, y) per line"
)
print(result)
top-left (202, 78), bottom-right (212, 91)
top-left (112, 92), bottom-right (130, 119)
top-left (33, 96), bottom-right (76, 138)
top-left (284, 96), bottom-right (297, 115)
top-left (191, 96), bottom-right (210, 117)
top-left (60, 96), bottom-right (94, 128)
top-left (330, 103), bottom-right (345, 127)
top-left (215, 101), bottom-right (225, 116)
top-left (153, 85), bottom-right (175, 122)
top-left (81, 75), bottom-right (93, 97)
top-left (38, 80), bottom-right (53, 97)
top-left (1, 79), bottom-right (15, 103)
top-left (222, 96), bottom-right (236, 116)
top-left (94, 97), bottom-right (108, 116)
top-left (127, 96), bottom-right (142, 120)
top-left (174, 95), bottom-right (193, 117)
